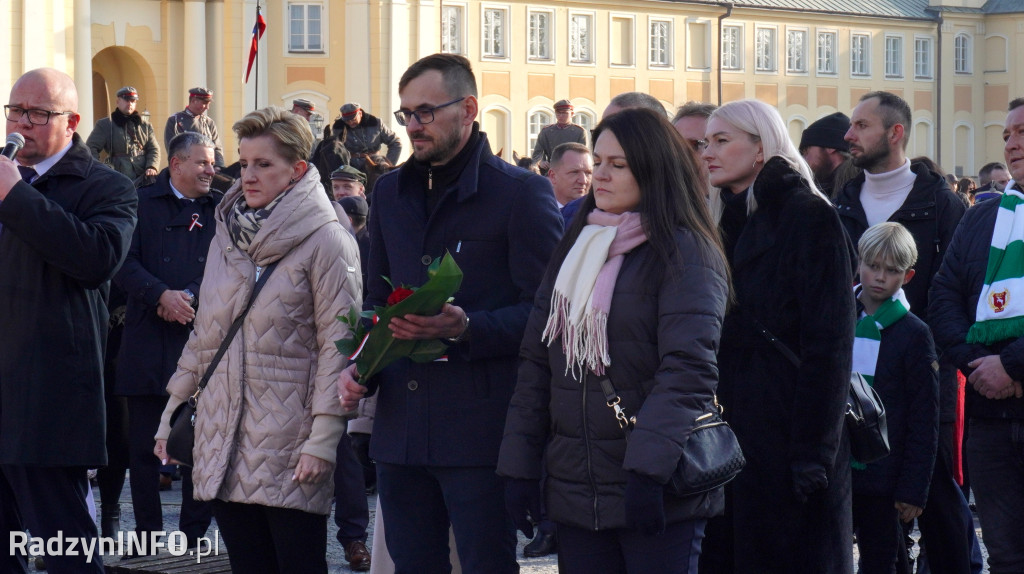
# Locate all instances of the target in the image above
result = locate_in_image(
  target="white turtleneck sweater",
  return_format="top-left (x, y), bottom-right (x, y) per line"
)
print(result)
top-left (861, 158), bottom-right (916, 226)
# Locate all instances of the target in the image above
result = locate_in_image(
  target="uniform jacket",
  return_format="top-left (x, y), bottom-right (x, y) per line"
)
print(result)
top-left (364, 129), bottom-right (563, 467)
top-left (929, 191), bottom-right (1024, 420)
top-left (0, 134), bottom-right (137, 467)
top-left (531, 123), bottom-right (588, 163)
top-left (343, 112), bottom-right (402, 165)
top-left (498, 228), bottom-right (729, 530)
top-left (164, 110), bottom-right (225, 167)
top-left (86, 111), bottom-right (161, 181)
top-left (851, 305), bottom-right (939, 509)
top-left (835, 162), bottom-right (965, 422)
top-left (164, 166), bottom-right (362, 514)
top-left (114, 169), bottom-right (222, 396)
top-left (716, 156), bottom-right (855, 573)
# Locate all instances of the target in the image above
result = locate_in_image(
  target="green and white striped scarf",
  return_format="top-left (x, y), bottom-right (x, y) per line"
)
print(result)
top-left (851, 286), bottom-right (909, 469)
top-left (968, 183), bottom-right (1024, 344)
top-left (853, 287), bottom-right (910, 385)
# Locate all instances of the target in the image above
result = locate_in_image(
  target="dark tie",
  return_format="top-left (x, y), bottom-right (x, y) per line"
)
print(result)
top-left (17, 166), bottom-right (36, 183)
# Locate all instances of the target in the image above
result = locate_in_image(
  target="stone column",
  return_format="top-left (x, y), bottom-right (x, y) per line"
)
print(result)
top-left (182, 0), bottom-right (208, 100)
top-left (345, 0), bottom-right (373, 110)
top-left (74, 0), bottom-right (94, 130)
top-left (206, 0), bottom-right (224, 129)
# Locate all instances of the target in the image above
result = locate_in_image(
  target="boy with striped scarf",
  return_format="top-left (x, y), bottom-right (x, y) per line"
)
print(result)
top-left (852, 222), bottom-right (940, 573)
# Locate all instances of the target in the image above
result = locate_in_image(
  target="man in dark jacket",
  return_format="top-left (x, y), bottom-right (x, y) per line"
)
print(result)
top-left (0, 67), bottom-right (137, 573)
top-left (86, 86), bottom-right (160, 185)
top-left (114, 131), bottom-right (220, 551)
top-left (338, 53), bottom-right (563, 573)
top-left (930, 97), bottom-right (1024, 574)
top-left (836, 90), bottom-right (970, 574)
top-left (339, 102), bottom-right (403, 171)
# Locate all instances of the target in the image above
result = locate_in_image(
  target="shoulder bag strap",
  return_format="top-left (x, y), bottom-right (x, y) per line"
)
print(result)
top-left (190, 261), bottom-right (279, 401)
top-left (747, 314), bottom-right (802, 369)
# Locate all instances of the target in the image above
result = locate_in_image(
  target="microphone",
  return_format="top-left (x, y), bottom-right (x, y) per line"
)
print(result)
top-left (2, 133), bottom-right (24, 160)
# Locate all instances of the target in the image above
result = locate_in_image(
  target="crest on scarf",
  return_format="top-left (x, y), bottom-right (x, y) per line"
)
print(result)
top-left (990, 289), bottom-right (1009, 313)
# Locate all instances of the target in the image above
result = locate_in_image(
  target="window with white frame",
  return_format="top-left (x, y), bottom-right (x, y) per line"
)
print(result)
top-left (954, 33), bottom-right (972, 74)
top-left (786, 29), bottom-right (807, 73)
top-left (914, 36), bottom-right (933, 79)
top-left (816, 31), bottom-right (837, 74)
top-left (851, 33), bottom-right (870, 76)
top-left (722, 25), bottom-right (742, 70)
top-left (885, 35), bottom-right (903, 78)
top-left (441, 5), bottom-right (464, 54)
top-left (289, 3), bottom-right (323, 52)
top-left (528, 111), bottom-right (553, 156)
top-left (570, 13), bottom-right (594, 64)
top-left (528, 10), bottom-right (553, 61)
top-left (574, 110), bottom-right (595, 136)
top-left (755, 27), bottom-right (777, 72)
top-left (482, 7), bottom-right (507, 58)
top-left (649, 19), bottom-right (672, 67)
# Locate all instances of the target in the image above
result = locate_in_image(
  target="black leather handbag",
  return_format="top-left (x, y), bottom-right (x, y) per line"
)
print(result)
top-left (750, 317), bottom-right (890, 465)
top-left (166, 262), bottom-right (278, 467)
top-left (599, 377), bottom-right (746, 497)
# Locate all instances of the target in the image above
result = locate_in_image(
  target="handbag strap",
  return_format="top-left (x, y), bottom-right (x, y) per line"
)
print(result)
top-left (596, 375), bottom-right (634, 435)
top-left (747, 315), bottom-right (802, 369)
top-left (189, 261), bottom-right (279, 402)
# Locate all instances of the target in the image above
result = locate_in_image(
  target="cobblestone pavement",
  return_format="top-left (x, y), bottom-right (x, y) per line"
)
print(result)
top-left (89, 478), bottom-right (986, 573)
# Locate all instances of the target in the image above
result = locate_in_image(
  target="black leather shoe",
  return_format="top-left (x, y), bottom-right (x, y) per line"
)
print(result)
top-left (343, 540), bottom-right (371, 572)
top-left (523, 529), bottom-right (557, 558)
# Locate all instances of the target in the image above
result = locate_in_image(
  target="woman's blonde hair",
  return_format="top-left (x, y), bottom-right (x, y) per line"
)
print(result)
top-left (707, 99), bottom-right (828, 222)
top-left (858, 222), bottom-right (918, 272)
top-left (232, 106), bottom-right (313, 164)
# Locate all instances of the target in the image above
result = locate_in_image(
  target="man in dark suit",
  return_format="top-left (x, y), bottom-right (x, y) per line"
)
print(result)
top-left (338, 53), bottom-right (562, 573)
top-left (114, 131), bottom-right (220, 552)
top-left (0, 67), bottom-right (137, 573)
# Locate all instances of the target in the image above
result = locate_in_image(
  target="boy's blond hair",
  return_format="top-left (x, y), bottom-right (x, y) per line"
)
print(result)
top-left (858, 222), bottom-right (918, 272)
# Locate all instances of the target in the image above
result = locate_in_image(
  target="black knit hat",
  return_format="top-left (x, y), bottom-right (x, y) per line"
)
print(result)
top-left (800, 112), bottom-right (850, 152)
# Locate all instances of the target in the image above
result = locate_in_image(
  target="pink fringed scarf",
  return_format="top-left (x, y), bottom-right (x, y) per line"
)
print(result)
top-left (541, 210), bottom-right (647, 380)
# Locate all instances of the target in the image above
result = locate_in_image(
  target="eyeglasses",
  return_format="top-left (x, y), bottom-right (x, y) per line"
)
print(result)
top-left (393, 97), bottom-right (466, 127)
top-left (4, 106), bottom-right (74, 126)
top-left (690, 139), bottom-right (709, 152)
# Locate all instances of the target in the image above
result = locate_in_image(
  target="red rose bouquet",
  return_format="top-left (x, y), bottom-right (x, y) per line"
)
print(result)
top-left (336, 253), bottom-right (463, 380)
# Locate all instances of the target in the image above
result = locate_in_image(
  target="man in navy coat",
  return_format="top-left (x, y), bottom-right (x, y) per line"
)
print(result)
top-left (339, 53), bottom-right (563, 573)
top-left (0, 68), bottom-right (137, 573)
top-left (114, 131), bottom-right (220, 550)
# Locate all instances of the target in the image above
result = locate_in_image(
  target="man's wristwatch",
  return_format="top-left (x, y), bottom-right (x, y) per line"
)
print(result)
top-left (183, 289), bottom-right (197, 309)
top-left (446, 315), bottom-right (470, 344)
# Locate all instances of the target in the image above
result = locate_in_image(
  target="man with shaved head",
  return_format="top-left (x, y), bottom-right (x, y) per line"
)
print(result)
top-left (0, 68), bottom-right (137, 573)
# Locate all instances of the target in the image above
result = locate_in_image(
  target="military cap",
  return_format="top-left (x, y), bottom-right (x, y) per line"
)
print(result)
top-left (116, 86), bottom-right (139, 101)
top-left (339, 195), bottom-right (369, 218)
top-left (330, 165), bottom-right (367, 184)
top-left (188, 87), bottom-right (213, 100)
top-left (292, 99), bottom-right (315, 112)
top-left (554, 99), bottom-right (573, 110)
top-left (340, 103), bottom-right (361, 117)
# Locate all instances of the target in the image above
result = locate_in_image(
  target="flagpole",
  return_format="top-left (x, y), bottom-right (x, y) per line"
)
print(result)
top-left (255, 2), bottom-right (261, 110)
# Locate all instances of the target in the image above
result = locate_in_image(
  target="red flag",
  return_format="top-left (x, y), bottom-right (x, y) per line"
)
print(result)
top-left (244, 7), bottom-right (267, 83)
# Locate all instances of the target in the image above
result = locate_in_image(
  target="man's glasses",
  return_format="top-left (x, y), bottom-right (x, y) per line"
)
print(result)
top-left (393, 97), bottom-right (466, 127)
top-left (690, 139), bottom-right (709, 152)
top-left (4, 106), bottom-right (74, 126)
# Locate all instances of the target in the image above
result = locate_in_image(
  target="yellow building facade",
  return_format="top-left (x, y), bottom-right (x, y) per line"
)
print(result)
top-left (2, 0), bottom-right (1022, 177)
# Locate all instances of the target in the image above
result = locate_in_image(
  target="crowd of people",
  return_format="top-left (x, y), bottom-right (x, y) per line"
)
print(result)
top-left (2, 54), bottom-right (1024, 574)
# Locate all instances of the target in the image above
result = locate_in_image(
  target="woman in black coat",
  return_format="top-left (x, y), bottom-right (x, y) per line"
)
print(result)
top-left (698, 99), bottom-right (855, 574)
top-left (498, 109), bottom-right (730, 574)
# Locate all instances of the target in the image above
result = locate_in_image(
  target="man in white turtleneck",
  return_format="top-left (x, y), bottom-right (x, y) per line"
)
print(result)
top-left (835, 90), bottom-right (972, 574)
top-left (846, 93), bottom-right (918, 225)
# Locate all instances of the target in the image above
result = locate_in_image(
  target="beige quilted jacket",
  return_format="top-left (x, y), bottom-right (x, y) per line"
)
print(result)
top-left (162, 166), bottom-right (361, 515)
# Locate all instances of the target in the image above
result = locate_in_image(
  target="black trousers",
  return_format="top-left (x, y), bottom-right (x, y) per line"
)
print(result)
top-left (917, 422), bottom-right (972, 574)
top-left (97, 323), bottom-right (128, 511)
top-left (213, 500), bottom-right (328, 574)
top-left (333, 432), bottom-right (369, 545)
top-left (0, 464), bottom-right (104, 574)
top-left (852, 493), bottom-right (910, 574)
top-left (556, 519), bottom-right (706, 574)
top-left (126, 395), bottom-right (211, 546)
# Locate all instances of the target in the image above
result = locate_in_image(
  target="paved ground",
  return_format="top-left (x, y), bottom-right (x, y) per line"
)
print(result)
top-left (83, 476), bottom-right (986, 573)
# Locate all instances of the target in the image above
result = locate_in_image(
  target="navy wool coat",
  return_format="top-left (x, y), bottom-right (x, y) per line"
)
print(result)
top-left (364, 131), bottom-right (563, 467)
top-left (0, 134), bottom-right (137, 467)
top-left (114, 169), bottom-right (221, 396)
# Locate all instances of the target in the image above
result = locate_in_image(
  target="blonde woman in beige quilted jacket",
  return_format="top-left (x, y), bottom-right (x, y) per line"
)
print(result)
top-left (154, 107), bottom-right (362, 574)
